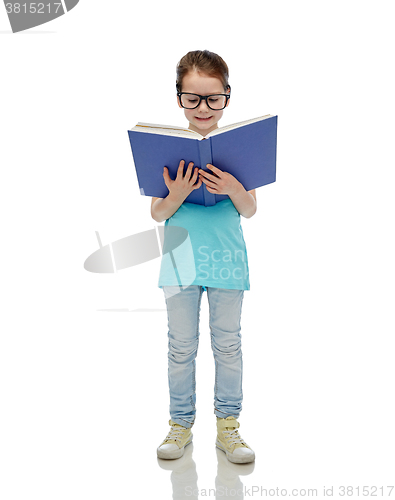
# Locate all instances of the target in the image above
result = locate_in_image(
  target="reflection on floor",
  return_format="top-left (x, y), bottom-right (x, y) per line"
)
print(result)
top-left (158, 443), bottom-right (255, 499)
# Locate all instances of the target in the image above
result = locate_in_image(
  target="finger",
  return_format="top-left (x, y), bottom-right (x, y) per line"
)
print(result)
top-left (200, 171), bottom-right (218, 186)
top-left (176, 160), bottom-right (185, 178)
top-left (206, 164), bottom-right (222, 176)
top-left (206, 184), bottom-right (218, 193)
top-left (192, 177), bottom-right (203, 190)
top-left (185, 162), bottom-right (194, 179)
top-left (199, 169), bottom-right (216, 181)
top-left (200, 175), bottom-right (217, 189)
top-left (163, 167), bottom-right (172, 182)
top-left (191, 167), bottom-right (199, 182)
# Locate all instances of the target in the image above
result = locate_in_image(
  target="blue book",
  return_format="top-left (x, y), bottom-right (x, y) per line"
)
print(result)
top-left (128, 114), bottom-right (277, 206)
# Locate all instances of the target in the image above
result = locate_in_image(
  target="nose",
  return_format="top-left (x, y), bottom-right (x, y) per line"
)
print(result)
top-left (197, 97), bottom-right (210, 111)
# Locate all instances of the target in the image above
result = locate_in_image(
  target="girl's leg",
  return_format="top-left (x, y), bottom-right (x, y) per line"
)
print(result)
top-left (163, 285), bottom-right (203, 428)
top-left (207, 287), bottom-right (244, 419)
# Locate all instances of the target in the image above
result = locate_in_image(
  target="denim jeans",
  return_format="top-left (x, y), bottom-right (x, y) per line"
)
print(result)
top-left (163, 285), bottom-right (244, 428)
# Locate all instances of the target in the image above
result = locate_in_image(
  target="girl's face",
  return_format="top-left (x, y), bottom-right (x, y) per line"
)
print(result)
top-left (178, 70), bottom-right (230, 136)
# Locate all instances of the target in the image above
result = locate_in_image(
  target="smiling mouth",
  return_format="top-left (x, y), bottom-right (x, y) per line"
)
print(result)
top-left (195, 116), bottom-right (212, 121)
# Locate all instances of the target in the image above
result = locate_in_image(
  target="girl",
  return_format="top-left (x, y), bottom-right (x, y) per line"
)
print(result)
top-left (151, 50), bottom-right (256, 464)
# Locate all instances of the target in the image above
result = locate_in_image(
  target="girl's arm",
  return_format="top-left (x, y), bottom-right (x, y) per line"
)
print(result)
top-left (151, 160), bottom-right (202, 222)
top-left (229, 188), bottom-right (257, 219)
top-left (151, 193), bottom-right (185, 223)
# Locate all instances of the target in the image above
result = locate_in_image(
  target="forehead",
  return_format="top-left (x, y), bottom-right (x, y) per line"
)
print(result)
top-left (181, 70), bottom-right (224, 94)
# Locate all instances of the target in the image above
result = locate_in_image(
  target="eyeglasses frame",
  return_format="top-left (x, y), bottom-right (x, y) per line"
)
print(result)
top-left (177, 92), bottom-right (231, 111)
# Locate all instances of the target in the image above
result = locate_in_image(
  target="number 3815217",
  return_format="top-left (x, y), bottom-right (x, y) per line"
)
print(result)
top-left (5, 3), bottom-right (63, 14)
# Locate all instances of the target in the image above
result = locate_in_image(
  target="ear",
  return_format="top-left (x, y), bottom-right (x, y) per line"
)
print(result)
top-left (225, 85), bottom-right (231, 107)
top-left (176, 93), bottom-right (183, 109)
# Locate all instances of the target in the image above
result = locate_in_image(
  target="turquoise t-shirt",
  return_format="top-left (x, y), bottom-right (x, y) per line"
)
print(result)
top-left (158, 199), bottom-right (250, 290)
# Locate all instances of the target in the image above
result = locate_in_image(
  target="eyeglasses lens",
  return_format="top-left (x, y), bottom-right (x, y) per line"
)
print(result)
top-left (180, 94), bottom-right (227, 110)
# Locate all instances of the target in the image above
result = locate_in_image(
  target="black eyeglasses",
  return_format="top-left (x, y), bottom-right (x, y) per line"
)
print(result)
top-left (177, 92), bottom-right (230, 110)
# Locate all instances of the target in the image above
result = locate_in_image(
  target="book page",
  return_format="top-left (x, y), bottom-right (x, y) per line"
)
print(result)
top-left (206, 114), bottom-right (273, 138)
top-left (129, 114), bottom-right (274, 140)
top-left (131, 123), bottom-right (202, 140)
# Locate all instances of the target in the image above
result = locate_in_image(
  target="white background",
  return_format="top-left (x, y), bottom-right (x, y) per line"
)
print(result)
top-left (1, 1), bottom-right (394, 498)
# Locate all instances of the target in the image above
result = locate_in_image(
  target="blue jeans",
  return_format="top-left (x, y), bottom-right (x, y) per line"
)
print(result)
top-left (163, 285), bottom-right (244, 428)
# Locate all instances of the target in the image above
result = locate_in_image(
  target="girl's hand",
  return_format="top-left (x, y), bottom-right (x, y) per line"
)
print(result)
top-left (163, 160), bottom-right (202, 200)
top-left (199, 164), bottom-right (242, 196)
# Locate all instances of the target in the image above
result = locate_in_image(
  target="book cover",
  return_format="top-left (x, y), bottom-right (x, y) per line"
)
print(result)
top-left (128, 114), bottom-right (277, 206)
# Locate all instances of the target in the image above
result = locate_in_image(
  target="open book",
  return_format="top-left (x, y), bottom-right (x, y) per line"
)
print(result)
top-left (128, 114), bottom-right (277, 206)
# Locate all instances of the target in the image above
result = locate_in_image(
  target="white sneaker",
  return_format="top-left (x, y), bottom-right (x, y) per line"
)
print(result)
top-left (157, 420), bottom-right (193, 460)
top-left (216, 416), bottom-right (255, 464)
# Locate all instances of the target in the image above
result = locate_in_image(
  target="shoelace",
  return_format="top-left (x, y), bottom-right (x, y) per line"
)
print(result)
top-left (222, 428), bottom-right (248, 447)
top-left (164, 425), bottom-right (186, 443)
